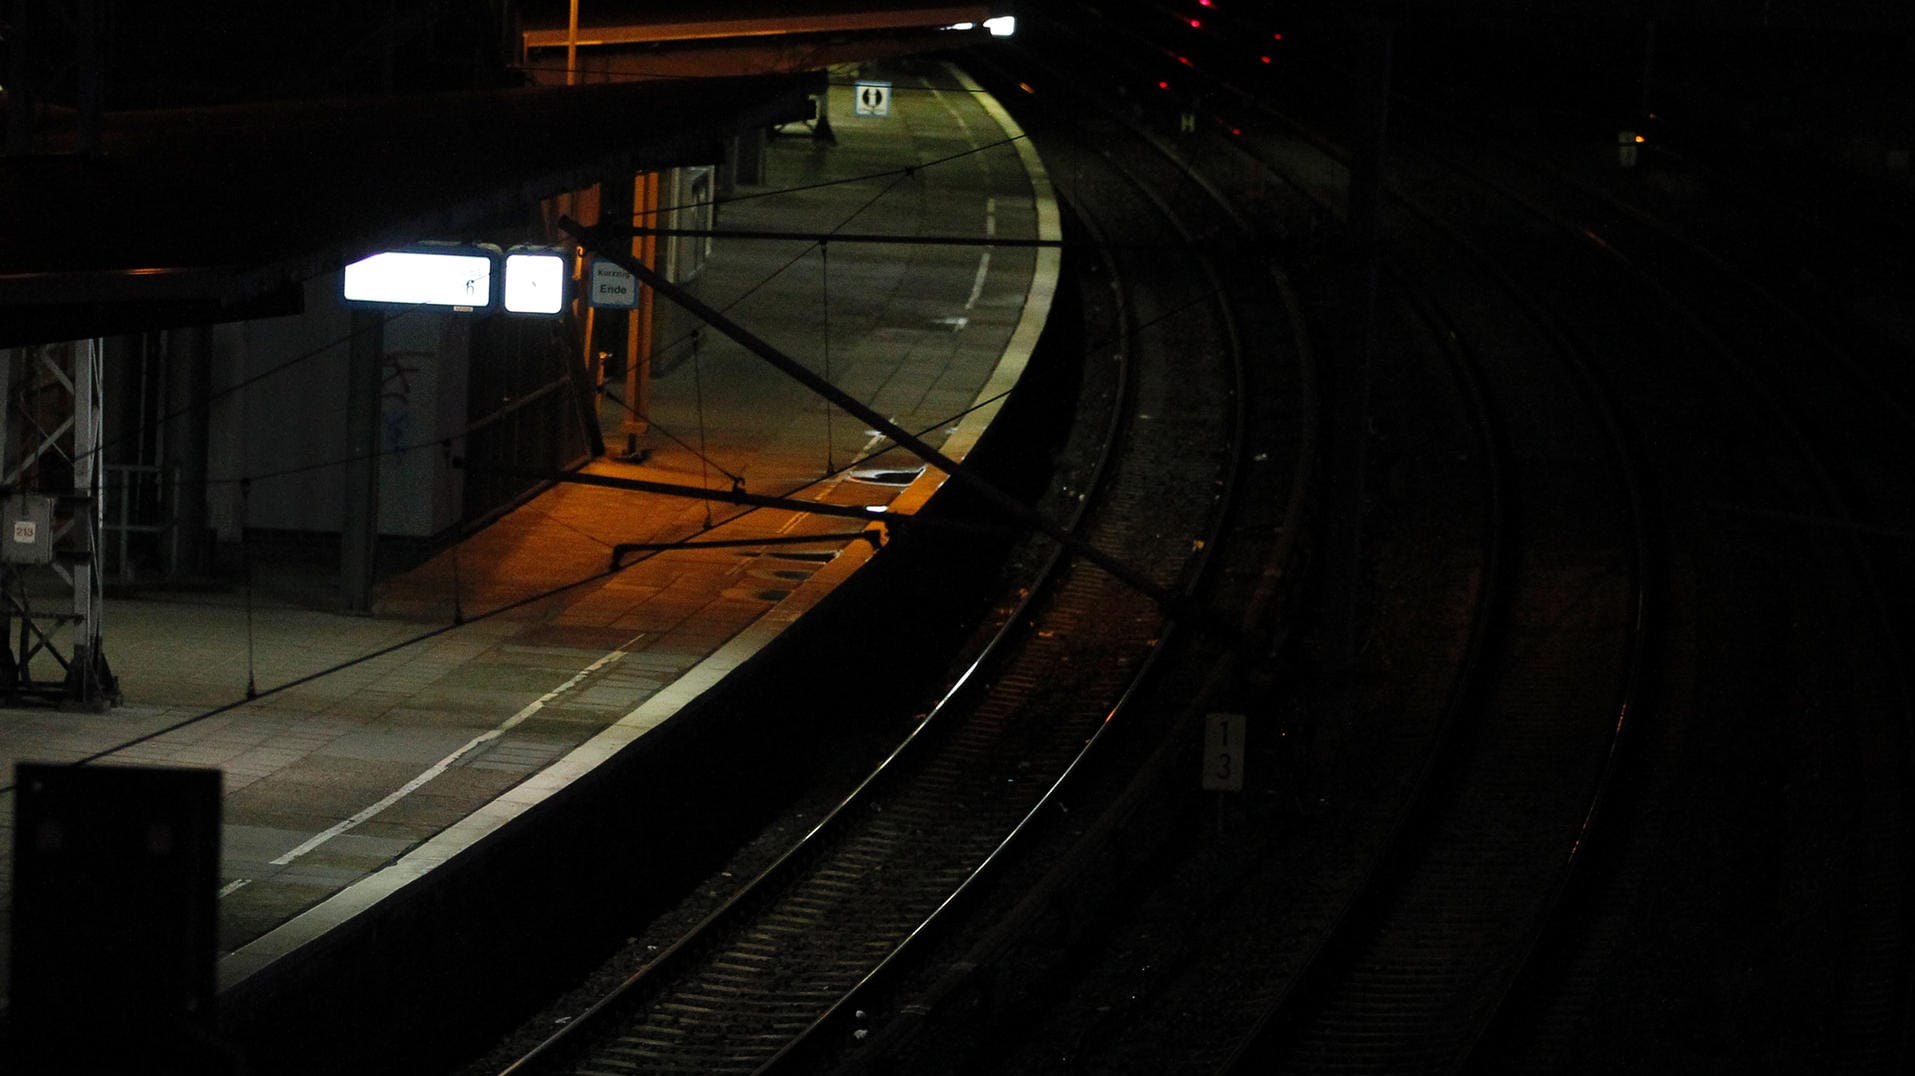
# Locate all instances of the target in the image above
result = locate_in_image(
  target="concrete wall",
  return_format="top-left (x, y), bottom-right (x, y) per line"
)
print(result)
top-left (209, 275), bottom-right (470, 541)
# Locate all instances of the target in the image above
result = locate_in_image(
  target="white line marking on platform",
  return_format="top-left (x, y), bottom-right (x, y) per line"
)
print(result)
top-left (219, 879), bottom-right (253, 899)
top-left (966, 198), bottom-right (996, 311)
top-left (268, 633), bottom-right (647, 867)
top-left (931, 82), bottom-right (995, 316)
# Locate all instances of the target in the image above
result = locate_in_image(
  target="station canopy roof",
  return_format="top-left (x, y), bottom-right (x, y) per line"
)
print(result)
top-left (0, 2), bottom-right (1005, 347)
top-left (515, 1), bottom-right (998, 83)
top-left (0, 74), bottom-right (815, 348)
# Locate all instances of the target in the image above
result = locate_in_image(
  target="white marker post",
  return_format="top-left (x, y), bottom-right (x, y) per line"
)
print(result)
top-left (1205, 711), bottom-right (1246, 834)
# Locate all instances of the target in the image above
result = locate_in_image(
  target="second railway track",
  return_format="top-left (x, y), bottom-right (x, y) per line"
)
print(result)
top-left (495, 53), bottom-right (1282, 1076)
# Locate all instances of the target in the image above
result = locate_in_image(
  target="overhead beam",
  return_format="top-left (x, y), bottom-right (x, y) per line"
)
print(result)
top-left (602, 225), bottom-right (1070, 248)
top-left (525, 467), bottom-right (915, 527)
top-left (523, 6), bottom-right (990, 48)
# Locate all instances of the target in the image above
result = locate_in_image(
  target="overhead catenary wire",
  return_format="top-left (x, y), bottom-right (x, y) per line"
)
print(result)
top-left (61, 119), bottom-right (1032, 476)
top-left (61, 260), bottom-right (1245, 510)
top-left (59, 240), bottom-right (1247, 514)
top-left (442, 438), bottom-right (467, 625)
top-left (2, 66), bottom-right (1257, 783)
top-left (241, 477), bottom-right (258, 700)
top-left (0, 391), bottom-right (1013, 799)
top-left (692, 329), bottom-right (715, 527)
top-left (821, 239), bottom-right (835, 475)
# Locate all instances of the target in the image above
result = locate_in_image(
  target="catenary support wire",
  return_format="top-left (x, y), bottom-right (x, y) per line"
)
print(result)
top-left (561, 214), bottom-right (1180, 614)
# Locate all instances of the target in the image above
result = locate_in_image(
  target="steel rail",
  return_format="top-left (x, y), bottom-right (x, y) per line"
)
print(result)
top-left (502, 64), bottom-right (1242, 1076)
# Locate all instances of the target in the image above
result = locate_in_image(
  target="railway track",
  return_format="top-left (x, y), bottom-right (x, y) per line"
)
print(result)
top-left (1360, 45), bottom-right (1913, 1074)
top-left (1397, 86), bottom-right (1915, 1076)
top-left (1236, 133), bottom-right (1654, 1076)
top-left (858, 9), bottom-right (1650, 1073)
top-left (488, 10), bottom-right (1911, 1072)
top-left (494, 58), bottom-right (1265, 1076)
top-left (923, 12), bottom-right (1646, 1064)
top-left (936, 5), bottom-right (1911, 1073)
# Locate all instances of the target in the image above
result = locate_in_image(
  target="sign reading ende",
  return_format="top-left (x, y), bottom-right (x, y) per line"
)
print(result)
top-left (588, 258), bottom-right (639, 310)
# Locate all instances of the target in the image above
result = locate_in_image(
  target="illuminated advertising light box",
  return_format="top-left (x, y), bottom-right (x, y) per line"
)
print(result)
top-left (503, 248), bottom-right (568, 316)
top-left (342, 246), bottom-right (497, 310)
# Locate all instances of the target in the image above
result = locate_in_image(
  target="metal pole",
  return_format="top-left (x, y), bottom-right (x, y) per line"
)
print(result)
top-left (67, 337), bottom-right (116, 707)
top-left (75, 0), bottom-right (103, 155)
top-left (5, 1), bottom-right (34, 154)
top-left (0, 349), bottom-right (15, 693)
top-left (619, 171), bottom-right (657, 459)
top-left (1639, 19), bottom-right (1657, 120)
top-left (566, 0), bottom-right (580, 86)
top-left (166, 326), bottom-right (213, 577)
top-left (1325, 21), bottom-right (1392, 728)
top-left (341, 311), bottom-right (383, 613)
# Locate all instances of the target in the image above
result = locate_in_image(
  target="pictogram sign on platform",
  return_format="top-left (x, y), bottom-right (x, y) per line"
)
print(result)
top-left (854, 80), bottom-right (892, 117)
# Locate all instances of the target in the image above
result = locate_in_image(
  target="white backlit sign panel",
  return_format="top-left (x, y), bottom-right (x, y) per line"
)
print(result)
top-left (342, 249), bottom-right (495, 309)
top-left (503, 250), bottom-right (568, 315)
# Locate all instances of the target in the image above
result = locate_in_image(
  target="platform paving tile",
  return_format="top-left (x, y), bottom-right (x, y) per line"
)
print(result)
top-left (345, 769), bottom-right (525, 834)
top-left (569, 682), bottom-right (659, 709)
top-left (316, 726), bottom-right (481, 765)
top-left (268, 861), bottom-right (381, 891)
top-left (219, 884), bottom-right (336, 950)
top-left (221, 741), bottom-right (316, 765)
top-left (514, 703), bottom-right (625, 731)
top-left (493, 639), bottom-right (628, 659)
top-left (225, 823), bottom-right (316, 864)
top-left (225, 758), bottom-right (436, 825)
top-left (602, 652), bottom-right (687, 676)
top-left (464, 745), bottom-right (566, 773)
top-left (383, 685), bottom-right (553, 715)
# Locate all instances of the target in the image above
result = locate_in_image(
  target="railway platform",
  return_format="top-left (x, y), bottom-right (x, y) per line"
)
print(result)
top-left (0, 59), bottom-right (1059, 1048)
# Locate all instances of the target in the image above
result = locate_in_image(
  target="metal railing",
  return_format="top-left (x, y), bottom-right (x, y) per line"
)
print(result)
top-left (101, 462), bottom-right (178, 583)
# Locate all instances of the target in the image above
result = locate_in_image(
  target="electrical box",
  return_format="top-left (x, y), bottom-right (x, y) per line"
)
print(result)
top-left (1, 493), bottom-right (56, 564)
